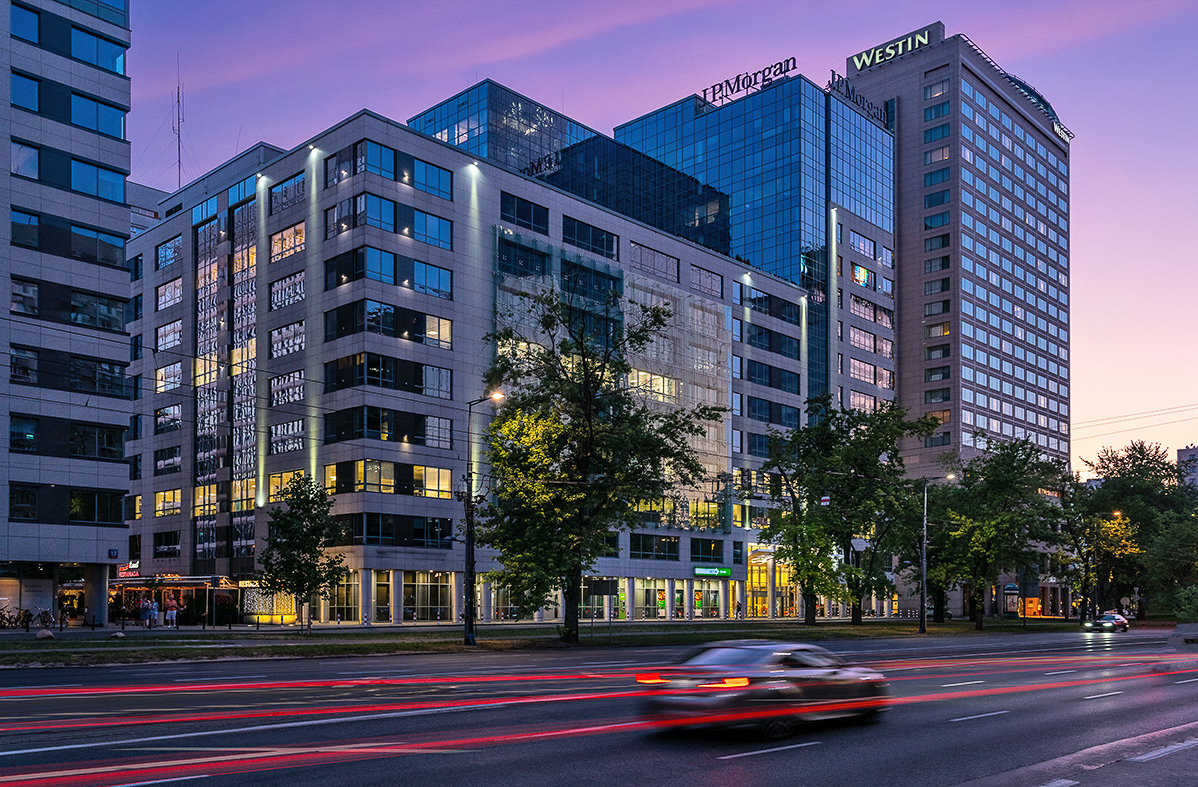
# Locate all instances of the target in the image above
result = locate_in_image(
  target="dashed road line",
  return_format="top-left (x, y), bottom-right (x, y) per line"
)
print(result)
top-left (717, 741), bottom-right (821, 760)
top-left (1083, 691), bottom-right (1123, 699)
top-left (949, 711), bottom-right (1009, 722)
top-left (942, 680), bottom-right (985, 687)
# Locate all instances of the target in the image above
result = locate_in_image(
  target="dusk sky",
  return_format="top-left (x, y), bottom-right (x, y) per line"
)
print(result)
top-left (126, 0), bottom-right (1198, 474)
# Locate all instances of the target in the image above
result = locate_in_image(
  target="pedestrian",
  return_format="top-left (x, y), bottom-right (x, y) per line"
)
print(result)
top-left (164, 595), bottom-right (178, 629)
top-left (735, 601), bottom-right (742, 620)
top-left (139, 598), bottom-right (150, 628)
top-left (150, 598), bottom-right (160, 629)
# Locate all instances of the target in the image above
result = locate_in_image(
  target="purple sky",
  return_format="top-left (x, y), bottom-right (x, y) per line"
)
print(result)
top-left (127, 0), bottom-right (1198, 473)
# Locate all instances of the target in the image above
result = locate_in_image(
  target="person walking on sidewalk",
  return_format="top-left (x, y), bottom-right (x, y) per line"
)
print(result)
top-left (164, 595), bottom-right (178, 629)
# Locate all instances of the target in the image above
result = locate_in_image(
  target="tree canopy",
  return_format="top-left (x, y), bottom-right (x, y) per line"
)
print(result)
top-left (257, 474), bottom-right (348, 631)
top-left (478, 284), bottom-right (721, 644)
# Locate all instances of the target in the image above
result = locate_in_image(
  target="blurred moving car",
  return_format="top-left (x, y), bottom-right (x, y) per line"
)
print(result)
top-left (1084, 612), bottom-right (1129, 632)
top-left (637, 640), bottom-right (888, 739)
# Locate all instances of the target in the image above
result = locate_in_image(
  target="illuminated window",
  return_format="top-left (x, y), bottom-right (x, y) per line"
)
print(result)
top-left (156, 320), bottom-right (182, 351)
top-left (629, 369), bottom-right (678, 403)
top-left (193, 484), bottom-right (217, 517)
top-left (270, 221), bottom-right (305, 263)
top-left (155, 362), bottom-right (182, 392)
top-left (414, 466), bottom-right (452, 499)
top-left (851, 264), bottom-right (874, 289)
top-left (268, 470), bottom-right (304, 502)
top-left (154, 489), bottom-right (181, 517)
top-left (156, 278), bottom-right (182, 310)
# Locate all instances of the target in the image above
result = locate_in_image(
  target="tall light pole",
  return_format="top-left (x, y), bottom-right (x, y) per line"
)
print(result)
top-left (462, 391), bottom-right (504, 646)
top-left (919, 473), bottom-right (955, 634)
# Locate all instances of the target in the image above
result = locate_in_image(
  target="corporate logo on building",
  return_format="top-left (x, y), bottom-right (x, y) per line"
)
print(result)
top-left (827, 70), bottom-right (886, 124)
top-left (701, 57), bottom-right (797, 105)
top-left (520, 150), bottom-right (562, 178)
top-left (850, 25), bottom-right (937, 71)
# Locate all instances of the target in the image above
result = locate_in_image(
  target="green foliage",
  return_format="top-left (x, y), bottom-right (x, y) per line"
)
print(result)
top-left (257, 475), bottom-right (349, 631)
top-left (760, 393), bottom-right (936, 624)
top-left (479, 285), bottom-right (721, 645)
top-left (940, 436), bottom-right (1066, 629)
top-left (1174, 585), bottom-right (1198, 623)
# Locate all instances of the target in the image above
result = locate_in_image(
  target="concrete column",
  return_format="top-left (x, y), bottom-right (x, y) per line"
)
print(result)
top-left (451, 571), bottom-right (463, 624)
top-left (684, 579), bottom-right (694, 619)
top-left (359, 569), bottom-right (372, 625)
top-left (625, 577), bottom-right (636, 620)
top-left (390, 570), bottom-right (401, 623)
top-left (719, 580), bottom-right (728, 619)
top-left (319, 595), bottom-right (329, 624)
top-left (482, 579), bottom-right (493, 622)
top-left (767, 561), bottom-right (777, 619)
top-left (83, 563), bottom-right (109, 627)
top-left (665, 579), bottom-right (675, 620)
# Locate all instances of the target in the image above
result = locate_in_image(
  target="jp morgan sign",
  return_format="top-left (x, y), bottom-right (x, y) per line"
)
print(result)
top-left (701, 57), bottom-right (797, 104)
top-left (849, 23), bottom-right (943, 72)
top-left (827, 71), bottom-right (886, 125)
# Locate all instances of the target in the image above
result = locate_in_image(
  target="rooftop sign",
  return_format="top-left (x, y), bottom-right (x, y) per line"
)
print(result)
top-left (701, 57), bottom-right (797, 105)
top-left (849, 23), bottom-right (943, 72)
top-left (827, 71), bottom-right (886, 125)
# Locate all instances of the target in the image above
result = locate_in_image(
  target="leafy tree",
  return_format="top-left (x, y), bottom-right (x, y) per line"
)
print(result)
top-left (257, 474), bottom-right (349, 632)
top-left (940, 437), bottom-right (1065, 630)
top-left (760, 393), bottom-right (935, 624)
top-left (479, 285), bottom-right (720, 645)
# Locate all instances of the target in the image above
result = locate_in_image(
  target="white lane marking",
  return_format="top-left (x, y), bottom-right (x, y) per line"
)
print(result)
top-left (1033, 780), bottom-right (1078, 787)
top-left (1175, 677), bottom-right (1198, 684)
top-left (111, 777), bottom-right (212, 786)
top-left (1044, 670), bottom-right (1076, 675)
top-left (1118, 662), bottom-right (1145, 667)
top-left (1128, 738), bottom-right (1198, 762)
top-left (717, 741), bottom-right (821, 760)
top-left (0, 704), bottom-right (489, 758)
top-left (941, 680), bottom-right (985, 687)
top-left (1083, 691), bottom-right (1123, 699)
top-left (172, 676), bottom-right (266, 682)
top-left (949, 711), bottom-right (1009, 722)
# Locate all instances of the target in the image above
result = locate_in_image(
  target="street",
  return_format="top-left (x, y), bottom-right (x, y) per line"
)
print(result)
top-left (1, 631), bottom-right (1196, 786)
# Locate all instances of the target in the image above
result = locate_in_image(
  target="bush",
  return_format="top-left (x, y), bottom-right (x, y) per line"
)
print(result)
top-left (1174, 585), bottom-right (1198, 623)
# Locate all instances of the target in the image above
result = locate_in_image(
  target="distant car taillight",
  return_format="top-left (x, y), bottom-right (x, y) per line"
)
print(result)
top-left (697, 677), bottom-right (750, 689)
top-left (636, 673), bottom-right (668, 684)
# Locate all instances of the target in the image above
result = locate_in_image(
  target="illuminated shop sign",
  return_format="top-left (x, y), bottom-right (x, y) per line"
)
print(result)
top-left (701, 57), bottom-right (797, 105)
top-left (827, 70), bottom-right (886, 124)
top-left (850, 26), bottom-right (936, 70)
top-left (694, 567), bottom-right (732, 578)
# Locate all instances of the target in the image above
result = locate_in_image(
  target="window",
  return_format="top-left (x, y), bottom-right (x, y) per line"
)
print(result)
top-left (155, 404), bottom-right (182, 434)
top-left (270, 321), bottom-right (305, 358)
top-left (156, 236), bottom-right (182, 270)
top-left (851, 264), bottom-right (874, 289)
top-left (924, 146), bottom-right (950, 165)
top-left (924, 211), bottom-right (950, 229)
top-left (9, 484), bottom-right (37, 519)
top-left (11, 141), bottom-right (38, 179)
top-left (70, 356), bottom-right (124, 395)
top-left (413, 209), bottom-right (452, 250)
top-left (497, 239), bottom-right (548, 277)
top-left (925, 388), bottom-right (951, 404)
top-left (925, 166), bottom-right (951, 186)
top-left (691, 538), bottom-right (724, 564)
top-left (10, 347), bottom-right (37, 383)
top-left (11, 280), bottom-right (38, 315)
top-left (71, 160), bottom-right (125, 202)
top-left (928, 409), bottom-right (951, 424)
top-left (10, 73), bottom-right (38, 111)
top-left (848, 230), bottom-right (875, 259)
top-left (925, 432), bottom-right (952, 447)
top-left (71, 93), bottom-right (125, 138)
top-left (924, 322), bottom-right (950, 338)
top-left (924, 278), bottom-right (951, 295)
top-left (925, 366), bottom-right (951, 382)
top-left (271, 371), bottom-right (305, 405)
top-left (70, 291), bottom-right (125, 331)
top-left (270, 172), bottom-right (306, 213)
top-left (501, 192), bottom-right (549, 235)
top-left (924, 124), bottom-right (951, 143)
top-left (71, 225), bottom-right (124, 266)
top-left (924, 101), bottom-right (950, 121)
top-left (850, 390), bottom-right (877, 412)
top-left (11, 209), bottom-right (38, 247)
top-left (11, 5), bottom-right (38, 43)
top-left (9, 415), bottom-right (36, 452)
top-left (850, 358), bottom-right (876, 384)
top-left (924, 300), bottom-right (950, 316)
top-left (270, 222), bottom-right (305, 262)
top-left (69, 489), bottom-right (123, 523)
top-left (925, 344), bottom-right (950, 360)
top-left (71, 27), bottom-right (125, 74)
top-left (156, 362), bottom-right (182, 393)
top-left (924, 190), bottom-right (950, 208)
top-left (156, 278), bottom-right (183, 310)
top-left (154, 489), bottom-right (182, 517)
top-left (630, 533), bottom-right (679, 560)
top-left (628, 242), bottom-right (680, 281)
top-left (414, 466), bottom-right (452, 499)
top-left (849, 326), bottom-right (875, 353)
top-left (152, 530), bottom-right (180, 557)
top-left (924, 234), bottom-right (951, 251)
top-left (924, 256), bottom-right (950, 272)
top-left (690, 265), bottom-right (723, 298)
top-left (153, 446), bottom-right (181, 475)
top-left (563, 216), bottom-right (617, 259)
top-left (156, 320), bottom-right (182, 351)
top-left (924, 78), bottom-right (950, 99)
top-left (413, 159), bottom-right (452, 200)
top-left (414, 260), bottom-right (452, 299)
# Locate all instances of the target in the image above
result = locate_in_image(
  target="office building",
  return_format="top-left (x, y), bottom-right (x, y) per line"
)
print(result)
top-left (2, 0), bottom-right (130, 622)
top-left (124, 108), bottom-right (824, 623)
top-left (846, 22), bottom-right (1071, 479)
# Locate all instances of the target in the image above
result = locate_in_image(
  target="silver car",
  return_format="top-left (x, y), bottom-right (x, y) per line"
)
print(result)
top-left (638, 640), bottom-right (888, 739)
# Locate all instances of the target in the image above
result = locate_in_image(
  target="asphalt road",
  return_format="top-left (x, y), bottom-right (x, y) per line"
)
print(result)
top-left (1, 630), bottom-right (1196, 786)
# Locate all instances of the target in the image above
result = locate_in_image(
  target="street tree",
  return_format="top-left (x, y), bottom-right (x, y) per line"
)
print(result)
top-left (479, 284), bottom-right (721, 645)
top-left (257, 474), bottom-right (349, 632)
top-left (760, 393), bottom-right (936, 624)
top-left (940, 436), bottom-right (1065, 630)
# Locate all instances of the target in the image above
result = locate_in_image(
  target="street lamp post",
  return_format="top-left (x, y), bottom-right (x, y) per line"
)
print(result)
top-left (919, 473), bottom-right (955, 634)
top-left (462, 391), bottom-right (504, 646)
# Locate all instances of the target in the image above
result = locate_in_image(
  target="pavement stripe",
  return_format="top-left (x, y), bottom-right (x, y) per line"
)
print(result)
top-left (942, 680), bottom-right (985, 687)
top-left (717, 741), bottom-right (821, 760)
top-left (949, 711), bottom-right (1009, 722)
top-left (1175, 677), bottom-right (1198, 684)
top-left (1083, 691), bottom-right (1123, 699)
top-left (1128, 738), bottom-right (1198, 762)
top-left (1043, 670), bottom-right (1076, 675)
top-left (1033, 781), bottom-right (1078, 787)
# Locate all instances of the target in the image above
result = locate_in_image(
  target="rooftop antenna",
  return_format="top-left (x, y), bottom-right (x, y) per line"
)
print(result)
top-left (172, 54), bottom-right (185, 190)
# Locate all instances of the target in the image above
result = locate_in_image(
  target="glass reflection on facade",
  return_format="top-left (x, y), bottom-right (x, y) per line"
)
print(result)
top-left (230, 198), bottom-right (258, 573)
top-left (193, 217), bottom-right (224, 571)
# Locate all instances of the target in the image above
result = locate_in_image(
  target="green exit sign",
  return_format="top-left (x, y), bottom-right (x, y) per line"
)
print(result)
top-left (693, 567), bottom-right (731, 578)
